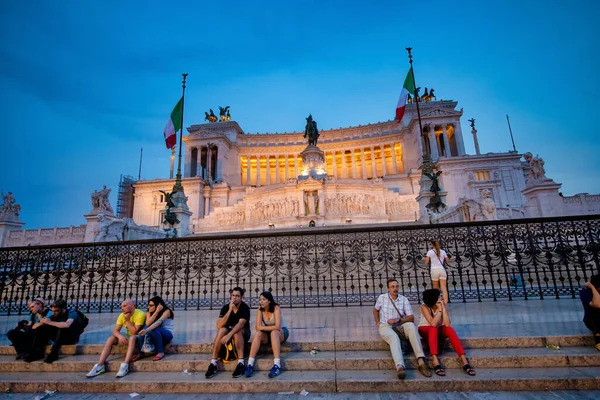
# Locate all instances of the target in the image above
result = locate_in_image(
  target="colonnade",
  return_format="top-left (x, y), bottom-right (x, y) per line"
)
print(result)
top-left (422, 123), bottom-right (465, 159)
top-left (241, 143), bottom-right (404, 186)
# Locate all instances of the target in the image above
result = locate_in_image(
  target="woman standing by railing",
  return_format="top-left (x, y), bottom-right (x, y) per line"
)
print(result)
top-left (424, 240), bottom-right (450, 305)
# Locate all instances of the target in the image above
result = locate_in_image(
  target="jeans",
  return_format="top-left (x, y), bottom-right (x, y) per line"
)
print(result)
top-left (378, 322), bottom-right (425, 369)
top-left (147, 327), bottom-right (173, 353)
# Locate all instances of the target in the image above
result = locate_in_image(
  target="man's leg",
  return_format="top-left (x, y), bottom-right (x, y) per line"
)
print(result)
top-left (98, 336), bottom-right (118, 366)
top-left (25, 326), bottom-right (55, 361)
top-left (7, 329), bottom-right (32, 357)
top-left (45, 326), bottom-right (79, 363)
top-left (206, 327), bottom-right (230, 378)
top-left (401, 322), bottom-right (431, 377)
top-left (378, 324), bottom-right (405, 370)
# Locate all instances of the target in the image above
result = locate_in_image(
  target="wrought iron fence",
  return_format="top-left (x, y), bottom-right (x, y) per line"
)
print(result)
top-left (1, 215), bottom-right (599, 315)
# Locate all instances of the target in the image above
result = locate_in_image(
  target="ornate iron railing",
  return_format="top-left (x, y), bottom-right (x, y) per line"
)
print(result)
top-left (1, 215), bottom-right (599, 315)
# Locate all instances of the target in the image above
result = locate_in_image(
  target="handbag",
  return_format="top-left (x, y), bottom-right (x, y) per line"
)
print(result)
top-left (387, 295), bottom-right (410, 354)
top-left (141, 334), bottom-right (156, 353)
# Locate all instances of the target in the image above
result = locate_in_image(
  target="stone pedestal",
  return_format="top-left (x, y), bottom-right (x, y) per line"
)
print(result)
top-left (521, 180), bottom-right (564, 218)
top-left (165, 190), bottom-right (193, 237)
top-left (298, 145), bottom-right (326, 180)
top-left (0, 219), bottom-right (25, 248)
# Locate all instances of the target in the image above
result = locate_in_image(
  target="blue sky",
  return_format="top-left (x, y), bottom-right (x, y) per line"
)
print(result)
top-left (1, 0), bottom-right (599, 229)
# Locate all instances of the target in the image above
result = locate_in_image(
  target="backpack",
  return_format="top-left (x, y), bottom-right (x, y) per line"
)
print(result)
top-left (218, 336), bottom-right (238, 363)
top-left (75, 310), bottom-right (89, 333)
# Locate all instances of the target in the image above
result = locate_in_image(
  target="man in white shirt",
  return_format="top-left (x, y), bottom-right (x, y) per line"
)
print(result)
top-left (373, 279), bottom-right (431, 379)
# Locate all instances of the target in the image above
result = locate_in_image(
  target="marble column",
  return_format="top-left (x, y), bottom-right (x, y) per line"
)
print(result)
top-left (342, 150), bottom-right (348, 178)
top-left (454, 123), bottom-right (466, 155)
top-left (332, 152), bottom-right (337, 177)
top-left (381, 146), bottom-right (387, 177)
top-left (206, 145), bottom-right (213, 182)
top-left (204, 193), bottom-right (210, 216)
top-left (370, 146), bottom-right (377, 178)
top-left (361, 148), bottom-right (367, 179)
top-left (285, 155), bottom-right (289, 181)
top-left (429, 127), bottom-right (439, 160)
top-left (246, 156), bottom-right (251, 185)
top-left (295, 155), bottom-right (299, 177)
top-left (442, 125), bottom-right (451, 157)
top-left (266, 155), bottom-right (271, 185)
top-left (391, 143), bottom-right (398, 174)
top-left (351, 149), bottom-right (356, 178)
top-left (275, 155), bottom-right (280, 183)
top-left (256, 155), bottom-right (261, 187)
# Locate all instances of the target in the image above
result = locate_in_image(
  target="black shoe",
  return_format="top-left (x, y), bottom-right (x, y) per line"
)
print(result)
top-left (232, 363), bottom-right (245, 378)
top-left (15, 353), bottom-right (26, 360)
top-left (205, 363), bottom-right (217, 379)
top-left (44, 352), bottom-right (59, 364)
top-left (23, 353), bottom-right (44, 363)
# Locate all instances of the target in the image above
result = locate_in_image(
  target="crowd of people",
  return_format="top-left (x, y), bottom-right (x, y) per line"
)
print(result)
top-left (5, 239), bottom-right (600, 381)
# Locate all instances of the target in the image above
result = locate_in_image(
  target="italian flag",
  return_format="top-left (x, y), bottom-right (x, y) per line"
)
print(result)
top-left (164, 97), bottom-right (183, 149)
top-left (395, 68), bottom-right (415, 121)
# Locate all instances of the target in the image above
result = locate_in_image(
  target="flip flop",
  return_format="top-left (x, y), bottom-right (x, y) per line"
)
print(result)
top-left (153, 353), bottom-right (165, 361)
top-left (131, 354), bottom-right (143, 363)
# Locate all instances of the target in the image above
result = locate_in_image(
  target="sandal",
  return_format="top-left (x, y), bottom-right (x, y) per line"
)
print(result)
top-left (462, 363), bottom-right (476, 376)
top-left (152, 353), bottom-right (165, 361)
top-left (131, 354), bottom-right (143, 363)
top-left (433, 364), bottom-right (445, 376)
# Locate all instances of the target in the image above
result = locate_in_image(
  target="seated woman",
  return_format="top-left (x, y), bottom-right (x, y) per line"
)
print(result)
top-left (120, 296), bottom-right (174, 375)
top-left (245, 291), bottom-right (289, 378)
top-left (417, 288), bottom-right (475, 377)
top-left (580, 275), bottom-right (600, 351)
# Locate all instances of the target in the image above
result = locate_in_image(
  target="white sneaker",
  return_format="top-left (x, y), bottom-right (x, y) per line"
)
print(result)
top-left (86, 363), bottom-right (105, 378)
top-left (116, 362), bottom-right (129, 378)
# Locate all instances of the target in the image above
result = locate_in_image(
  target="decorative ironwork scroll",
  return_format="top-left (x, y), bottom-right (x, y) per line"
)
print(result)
top-left (1, 215), bottom-right (599, 315)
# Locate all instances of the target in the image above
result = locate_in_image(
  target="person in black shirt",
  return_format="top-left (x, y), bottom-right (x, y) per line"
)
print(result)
top-left (205, 287), bottom-right (251, 379)
top-left (24, 299), bottom-right (85, 363)
top-left (580, 274), bottom-right (600, 351)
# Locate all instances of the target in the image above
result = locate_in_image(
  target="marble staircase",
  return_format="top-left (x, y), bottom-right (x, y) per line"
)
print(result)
top-left (1, 335), bottom-right (599, 394)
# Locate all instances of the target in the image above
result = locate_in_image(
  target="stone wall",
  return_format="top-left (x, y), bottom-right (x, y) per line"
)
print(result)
top-left (6, 225), bottom-right (86, 247)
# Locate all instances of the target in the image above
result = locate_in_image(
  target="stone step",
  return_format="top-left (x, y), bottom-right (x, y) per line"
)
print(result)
top-left (1, 346), bottom-right (598, 374)
top-left (1, 367), bottom-right (599, 393)
top-left (0, 334), bottom-right (592, 356)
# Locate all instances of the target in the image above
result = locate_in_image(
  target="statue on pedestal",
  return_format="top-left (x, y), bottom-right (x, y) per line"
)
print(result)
top-left (159, 190), bottom-right (180, 225)
top-left (304, 114), bottom-right (320, 146)
top-left (219, 106), bottom-right (231, 122)
top-left (524, 152), bottom-right (546, 181)
top-left (91, 186), bottom-right (114, 215)
top-left (0, 192), bottom-right (21, 219)
top-left (205, 109), bottom-right (218, 123)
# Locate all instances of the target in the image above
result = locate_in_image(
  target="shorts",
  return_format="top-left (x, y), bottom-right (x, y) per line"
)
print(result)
top-left (227, 326), bottom-right (251, 343)
top-left (266, 327), bottom-right (289, 344)
top-left (431, 268), bottom-right (447, 281)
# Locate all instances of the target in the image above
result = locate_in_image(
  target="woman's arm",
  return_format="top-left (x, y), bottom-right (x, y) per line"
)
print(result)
top-left (420, 304), bottom-right (442, 327)
top-left (440, 301), bottom-right (451, 326)
top-left (139, 309), bottom-right (171, 335)
top-left (145, 304), bottom-right (164, 326)
top-left (255, 309), bottom-right (263, 331)
top-left (259, 307), bottom-right (282, 332)
top-left (424, 256), bottom-right (430, 266)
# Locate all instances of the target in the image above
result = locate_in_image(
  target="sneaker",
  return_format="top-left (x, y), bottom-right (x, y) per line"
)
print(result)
top-left (116, 362), bottom-right (129, 378)
top-left (244, 364), bottom-right (254, 378)
top-left (86, 363), bottom-right (105, 378)
top-left (43, 352), bottom-right (59, 364)
top-left (268, 364), bottom-right (281, 378)
top-left (232, 362), bottom-right (245, 378)
top-left (595, 343), bottom-right (600, 352)
top-left (205, 362), bottom-right (217, 379)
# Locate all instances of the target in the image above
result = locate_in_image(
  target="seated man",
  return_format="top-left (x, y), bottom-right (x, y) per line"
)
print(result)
top-left (25, 299), bottom-right (86, 363)
top-left (86, 300), bottom-right (145, 378)
top-left (7, 298), bottom-right (51, 360)
top-left (580, 274), bottom-right (600, 351)
top-left (205, 287), bottom-right (251, 379)
top-left (373, 279), bottom-right (432, 379)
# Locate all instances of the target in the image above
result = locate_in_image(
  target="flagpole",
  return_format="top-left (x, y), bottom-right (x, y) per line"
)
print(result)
top-left (506, 114), bottom-right (517, 153)
top-left (138, 147), bottom-right (143, 181)
top-left (173, 73), bottom-right (188, 193)
top-left (405, 47), bottom-right (429, 166)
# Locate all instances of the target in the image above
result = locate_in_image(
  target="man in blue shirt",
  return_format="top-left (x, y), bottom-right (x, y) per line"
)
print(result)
top-left (6, 298), bottom-right (52, 360)
top-left (580, 274), bottom-right (600, 351)
top-left (24, 299), bottom-right (86, 363)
